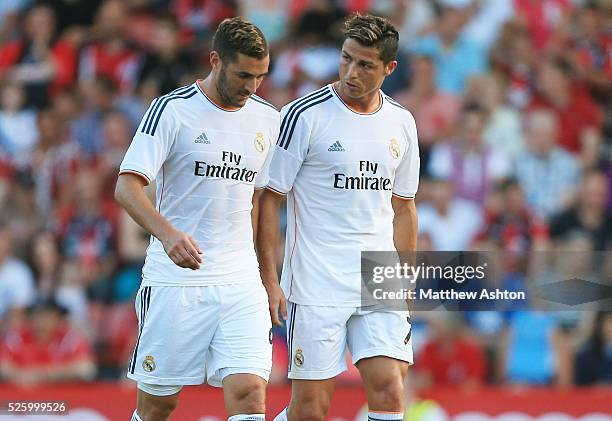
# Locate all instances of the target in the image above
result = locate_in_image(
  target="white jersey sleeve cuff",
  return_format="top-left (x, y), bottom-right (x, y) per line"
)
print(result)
top-left (392, 192), bottom-right (415, 200)
top-left (265, 185), bottom-right (287, 196)
top-left (119, 167), bottom-right (153, 185)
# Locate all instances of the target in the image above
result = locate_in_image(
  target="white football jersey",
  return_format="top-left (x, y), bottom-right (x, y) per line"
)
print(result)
top-left (119, 82), bottom-right (279, 286)
top-left (267, 84), bottom-right (419, 306)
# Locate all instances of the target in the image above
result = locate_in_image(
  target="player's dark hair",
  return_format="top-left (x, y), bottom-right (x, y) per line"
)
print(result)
top-left (212, 17), bottom-right (268, 63)
top-left (343, 13), bottom-right (399, 64)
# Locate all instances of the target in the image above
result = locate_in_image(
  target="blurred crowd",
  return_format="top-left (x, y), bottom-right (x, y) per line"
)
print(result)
top-left (0, 0), bottom-right (610, 390)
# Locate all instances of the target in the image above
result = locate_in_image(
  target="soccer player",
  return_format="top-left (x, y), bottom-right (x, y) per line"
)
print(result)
top-left (114, 18), bottom-right (278, 421)
top-left (257, 14), bottom-right (419, 421)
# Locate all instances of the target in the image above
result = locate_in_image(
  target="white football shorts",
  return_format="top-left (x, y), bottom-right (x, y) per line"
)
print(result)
top-left (286, 303), bottom-right (413, 380)
top-left (127, 281), bottom-right (272, 387)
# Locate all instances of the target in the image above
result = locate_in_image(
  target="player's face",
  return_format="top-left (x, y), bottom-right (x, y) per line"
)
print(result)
top-left (216, 52), bottom-right (270, 107)
top-left (338, 38), bottom-right (396, 100)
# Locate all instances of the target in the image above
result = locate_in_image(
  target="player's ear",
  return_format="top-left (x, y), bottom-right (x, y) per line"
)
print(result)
top-left (384, 60), bottom-right (398, 76)
top-left (210, 51), bottom-right (221, 69)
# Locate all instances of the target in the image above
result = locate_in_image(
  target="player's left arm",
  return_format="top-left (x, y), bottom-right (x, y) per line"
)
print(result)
top-left (252, 189), bottom-right (263, 244)
top-left (391, 114), bottom-right (420, 309)
top-left (392, 114), bottom-right (420, 252)
top-left (252, 111), bottom-right (280, 245)
top-left (392, 197), bottom-right (418, 252)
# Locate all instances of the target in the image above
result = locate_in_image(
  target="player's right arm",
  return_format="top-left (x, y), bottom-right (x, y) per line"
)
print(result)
top-left (115, 174), bottom-right (202, 270)
top-left (256, 101), bottom-right (312, 325)
top-left (257, 189), bottom-right (286, 325)
top-left (115, 91), bottom-right (202, 270)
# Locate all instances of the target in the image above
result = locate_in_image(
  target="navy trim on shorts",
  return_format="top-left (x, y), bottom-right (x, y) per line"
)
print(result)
top-left (129, 287), bottom-right (152, 374)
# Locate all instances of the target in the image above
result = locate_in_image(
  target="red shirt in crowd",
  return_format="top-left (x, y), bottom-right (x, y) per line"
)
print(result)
top-left (529, 86), bottom-right (602, 153)
top-left (416, 338), bottom-right (486, 387)
top-left (0, 39), bottom-right (77, 98)
top-left (1, 325), bottom-right (92, 368)
top-left (79, 43), bottom-right (140, 91)
top-left (514, 0), bottom-right (572, 50)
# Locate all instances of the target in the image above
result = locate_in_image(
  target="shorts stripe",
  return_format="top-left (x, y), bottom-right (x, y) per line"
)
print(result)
top-left (287, 303), bottom-right (297, 371)
top-left (129, 287), bottom-right (152, 374)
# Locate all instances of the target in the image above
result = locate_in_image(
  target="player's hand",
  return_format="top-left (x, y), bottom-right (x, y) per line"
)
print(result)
top-left (262, 276), bottom-right (287, 326)
top-left (160, 227), bottom-right (203, 270)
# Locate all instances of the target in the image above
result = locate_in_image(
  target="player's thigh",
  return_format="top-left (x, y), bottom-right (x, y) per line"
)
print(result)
top-left (222, 373), bottom-right (267, 415)
top-left (286, 303), bottom-right (355, 380)
top-left (206, 281), bottom-right (273, 387)
top-left (128, 286), bottom-right (218, 385)
top-left (347, 308), bottom-right (413, 368)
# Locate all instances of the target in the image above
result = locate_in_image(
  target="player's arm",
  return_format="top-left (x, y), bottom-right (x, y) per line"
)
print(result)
top-left (256, 188), bottom-right (286, 325)
top-left (115, 174), bottom-right (202, 270)
top-left (392, 196), bottom-right (418, 252)
top-left (257, 104), bottom-right (310, 324)
top-left (251, 189), bottom-right (262, 243)
top-left (116, 95), bottom-right (203, 270)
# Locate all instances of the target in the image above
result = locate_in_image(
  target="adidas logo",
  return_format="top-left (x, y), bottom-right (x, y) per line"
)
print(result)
top-left (328, 141), bottom-right (345, 152)
top-left (195, 132), bottom-right (209, 144)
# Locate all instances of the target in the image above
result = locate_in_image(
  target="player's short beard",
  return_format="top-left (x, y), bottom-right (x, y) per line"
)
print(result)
top-left (216, 66), bottom-right (239, 108)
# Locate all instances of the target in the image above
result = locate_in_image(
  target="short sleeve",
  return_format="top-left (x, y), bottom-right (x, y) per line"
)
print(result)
top-left (266, 104), bottom-right (311, 194)
top-left (393, 115), bottom-right (420, 199)
top-left (119, 97), bottom-right (179, 184)
top-left (254, 112), bottom-right (281, 189)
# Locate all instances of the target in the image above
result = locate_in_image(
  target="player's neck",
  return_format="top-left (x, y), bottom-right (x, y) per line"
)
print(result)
top-left (333, 81), bottom-right (381, 114)
top-left (197, 77), bottom-right (240, 111)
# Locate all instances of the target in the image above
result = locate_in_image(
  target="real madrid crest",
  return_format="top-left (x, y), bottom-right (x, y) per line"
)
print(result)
top-left (389, 138), bottom-right (400, 159)
top-left (142, 355), bottom-right (156, 372)
top-left (294, 348), bottom-right (304, 367)
top-left (254, 132), bottom-right (265, 153)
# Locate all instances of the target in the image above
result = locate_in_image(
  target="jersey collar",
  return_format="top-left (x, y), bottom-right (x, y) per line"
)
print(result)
top-left (330, 83), bottom-right (384, 115)
top-left (195, 80), bottom-right (242, 112)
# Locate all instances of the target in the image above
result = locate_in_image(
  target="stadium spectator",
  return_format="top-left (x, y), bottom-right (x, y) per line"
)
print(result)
top-left (530, 56), bottom-right (602, 166)
top-left (98, 110), bottom-right (133, 198)
top-left (54, 168), bottom-right (119, 298)
top-left (575, 311), bottom-right (612, 385)
top-left (137, 14), bottom-right (197, 98)
top-left (79, 0), bottom-right (140, 91)
top-left (414, 313), bottom-right (486, 389)
top-left (501, 311), bottom-right (573, 387)
top-left (0, 82), bottom-right (38, 167)
top-left (0, 4), bottom-right (77, 109)
top-left (417, 177), bottom-right (483, 251)
top-left (2, 169), bottom-right (45, 257)
top-left (465, 74), bottom-right (524, 161)
top-left (428, 102), bottom-right (511, 205)
top-left (0, 220), bottom-right (35, 330)
top-left (29, 107), bottom-right (80, 215)
top-left (550, 169), bottom-right (612, 251)
top-left (513, 0), bottom-right (572, 51)
top-left (515, 109), bottom-right (580, 219)
top-left (0, 297), bottom-right (95, 387)
top-left (475, 178), bottom-right (549, 252)
top-left (70, 76), bottom-right (119, 156)
top-left (569, 1), bottom-right (612, 103)
top-left (491, 21), bottom-right (538, 109)
top-left (396, 54), bottom-right (460, 172)
top-left (26, 230), bottom-right (90, 331)
top-left (411, 2), bottom-right (487, 95)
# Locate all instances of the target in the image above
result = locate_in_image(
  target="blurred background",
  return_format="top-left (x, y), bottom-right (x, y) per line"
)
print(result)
top-left (0, 0), bottom-right (610, 418)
